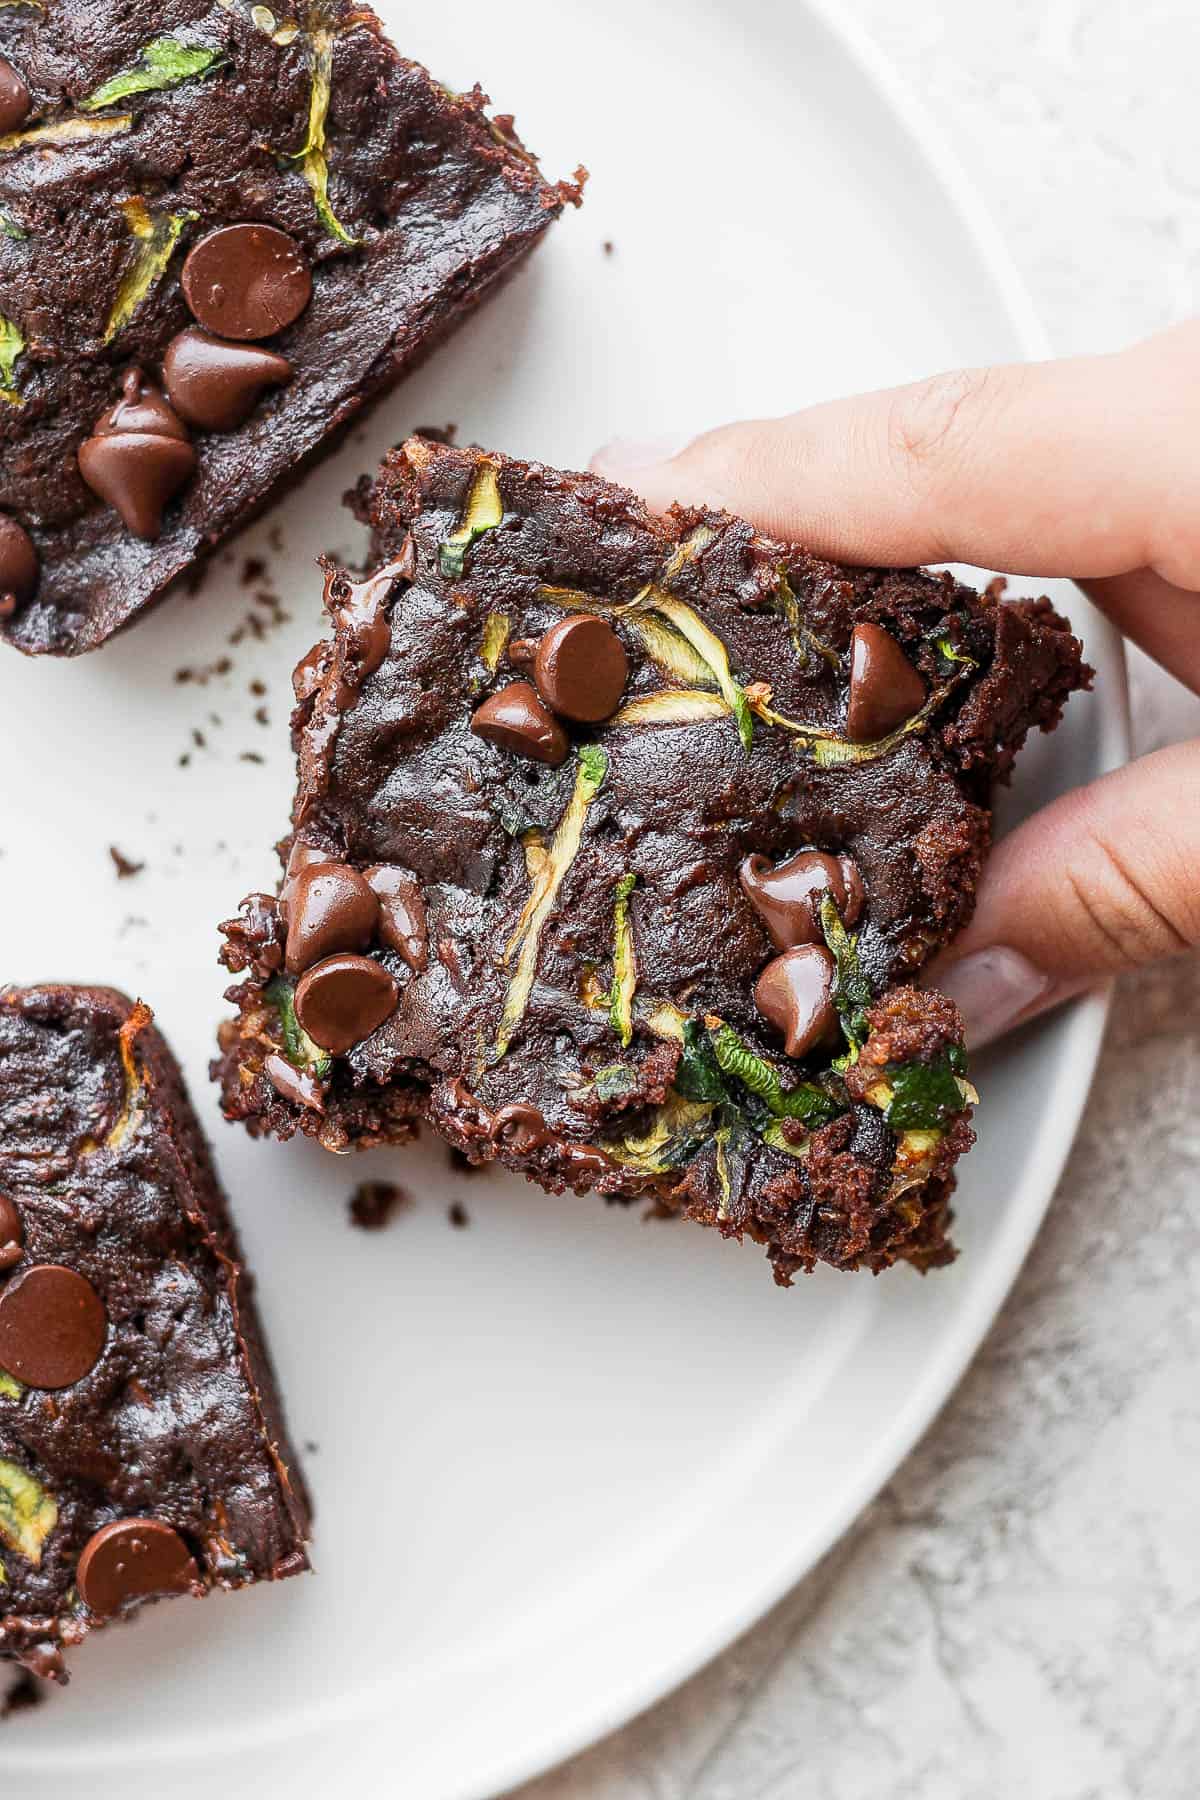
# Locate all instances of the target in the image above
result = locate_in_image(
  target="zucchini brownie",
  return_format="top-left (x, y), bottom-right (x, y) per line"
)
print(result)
top-left (0, 985), bottom-right (309, 1683)
top-left (0, 1), bottom-right (581, 655)
top-left (214, 438), bottom-right (1089, 1283)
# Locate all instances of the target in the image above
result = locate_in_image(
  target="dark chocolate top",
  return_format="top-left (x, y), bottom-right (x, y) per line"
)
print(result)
top-left (0, 985), bottom-right (309, 1682)
top-left (0, 0), bottom-right (580, 655)
top-left (215, 438), bottom-right (1088, 1280)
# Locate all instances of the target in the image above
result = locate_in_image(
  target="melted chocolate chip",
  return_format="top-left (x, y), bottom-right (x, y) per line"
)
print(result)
top-left (753, 945), bottom-right (840, 1059)
top-left (325, 558), bottom-right (398, 699)
top-left (0, 1194), bottom-right (22, 1272)
top-left (845, 623), bottom-right (927, 743)
top-left (560, 1144), bottom-right (612, 1182)
top-left (533, 614), bottom-right (628, 723)
top-left (471, 681), bottom-right (569, 765)
top-left (490, 1103), bottom-right (551, 1151)
top-left (506, 636), bottom-right (538, 669)
top-left (285, 862), bottom-right (380, 975)
top-left (0, 57), bottom-right (31, 136)
top-left (264, 1052), bottom-right (326, 1114)
top-left (0, 1263), bottom-right (107, 1389)
top-left (181, 223), bottom-right (312, 341)
top-left (294, 954), bottom-right (399, 1055)
top-left (163, 329), bottom-right (292, 432)
top-left (77, 1518), bottom-right (199, 1617)
top-left (0, 514), bottom-right (37, 616)
top-left (739, 849), bottom-right (864, 951)
top-left (77, 370), bottom-right (196, 539)
top-left (292, 642), bottom-right (329, 704)
top-left (364, 866), bottom-right (429, 970)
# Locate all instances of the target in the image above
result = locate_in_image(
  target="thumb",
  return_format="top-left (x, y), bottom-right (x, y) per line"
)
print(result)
top-left (926, 741), bottom-right (1200, 1046)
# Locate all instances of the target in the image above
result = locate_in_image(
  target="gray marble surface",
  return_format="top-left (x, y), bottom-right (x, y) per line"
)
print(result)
top-left (511, 5), bottom-right (1200, 1796)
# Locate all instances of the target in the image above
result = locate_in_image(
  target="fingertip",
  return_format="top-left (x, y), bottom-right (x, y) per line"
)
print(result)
top-left (928, 946), bottom-right (1054, 1049)
top-left (589, 433), bottom-right (693, 485)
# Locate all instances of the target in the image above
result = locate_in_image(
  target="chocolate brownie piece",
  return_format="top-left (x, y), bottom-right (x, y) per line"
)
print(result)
top-left (213, 438), bottom-right (1090, 1282)
top-left (0, 2), bottom-right (581, 656)
top-left (0, 985), bottom-right (309, 1683)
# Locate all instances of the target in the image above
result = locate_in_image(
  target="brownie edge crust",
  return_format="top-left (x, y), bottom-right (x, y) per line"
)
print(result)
top-left (215, 438), bottom-right (1090, 1284)
top-left (0, 985), bottom-right (310, 1683)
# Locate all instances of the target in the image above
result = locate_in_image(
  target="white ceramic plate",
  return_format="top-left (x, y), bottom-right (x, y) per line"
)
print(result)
top-left (0, 1), bottom-right (1127, 1794)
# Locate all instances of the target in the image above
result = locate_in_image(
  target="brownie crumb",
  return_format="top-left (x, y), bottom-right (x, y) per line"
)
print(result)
top-left (176, 656), bottom-right (234, 687)
top-left (303, 1440), bottom-right (319, 1455)
top-left (602, 239), bottom-right (615, 255)
top-left (241, 556), bottom-right (268, 587)
top-left (448, 1201), bottom-right (470, 1230)
top-left (2, 1670), bottom-right (45, 1721)
top-left (239, 751), bottom-right (265, 764)
top-left (448, 1146), bottom-right (484, 1177)
top-left (109, 846), bottom-right (144, 880)
top-left (250, 679), bottom-right (267, 697)
top-left (348, 1181), bottom-right (410, 1231)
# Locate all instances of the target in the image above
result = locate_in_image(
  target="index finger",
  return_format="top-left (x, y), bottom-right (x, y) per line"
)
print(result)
top-left (591, 322), bottom-right (1200, 590)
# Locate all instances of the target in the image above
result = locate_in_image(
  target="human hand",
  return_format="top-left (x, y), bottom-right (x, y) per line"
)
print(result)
top-left (593, 323), bottom-right (1200, 1047)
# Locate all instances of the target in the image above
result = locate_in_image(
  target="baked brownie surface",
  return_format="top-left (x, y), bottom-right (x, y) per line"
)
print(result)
top-left (214, 438), bottom-right (1089, 1282)
top-left (0, 984), bottom-right (309, 1682)
top-left (0, 1), bottom-right (581, 656)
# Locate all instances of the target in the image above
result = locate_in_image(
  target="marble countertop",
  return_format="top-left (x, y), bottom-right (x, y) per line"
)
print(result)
top-left (513, 5), bottom-right (1200, 1796)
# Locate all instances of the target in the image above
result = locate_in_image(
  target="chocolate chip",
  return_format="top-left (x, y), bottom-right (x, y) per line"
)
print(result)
top-left (0, 514), bottom-right (37, 616)
top-left (364, 866), bottom-right (428, 970)
top-left (739, 849), bottom-right (864, 951)
top-left (0, 58), bottom-right (31, 136)
top-left (753, 945), bottom-right (840, 1059)
top-left (93, 371), bottom-right (190, 443)
top-left (263, 1052), bottom-right (325, 1114)
top-left (294, 953), bottom-right (399, 1055)
top-left (163, 329), bottom-right (292, 432)
top-left (284, 861), bottom-right (380, 975)
top-left (845, 623), bottom-right (927, 743)
top-left (278, 837), bottom-right (332, 924)
top-left (0, 1195), bottom-right (22, 1273)
top-left (0, 1264), bottom-right (107, 1390)
top-left (181, 223), bottom-right (312, 341)
top-left (471, 681), bottom-right (569, 765)
top-left (77, 1518), bottom-right (199, 1618)
top-left (78, 434), bottom-right (196, 539)
top-left (77, 370), bottom-right (196, 540)
top-left (533, 614), bottom-right (628, 723)
top-left (507, 636), bottom-right (538, 669)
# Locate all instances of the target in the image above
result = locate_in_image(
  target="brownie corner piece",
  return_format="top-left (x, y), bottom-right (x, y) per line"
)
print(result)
top-left (214, 436), bottom-right (1088, 1282)
top-left (0, 983), bottom-right (309, 1684)
top-left (0, 2), bottom-right (582, 657)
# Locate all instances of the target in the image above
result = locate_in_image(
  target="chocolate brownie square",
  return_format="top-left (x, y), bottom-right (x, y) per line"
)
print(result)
top-left (214, 437), bottom-right (1089, 1282)
top-left (0, 985), bottom-right (309, 1683)
top-left (0, 0), bottom-right (581, 655)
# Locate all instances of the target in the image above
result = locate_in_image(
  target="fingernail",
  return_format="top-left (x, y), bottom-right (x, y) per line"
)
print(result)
top-left (935, 948), bottom-right (1052, 1049)
top-left (591, 433), bottom-right (692, 478)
